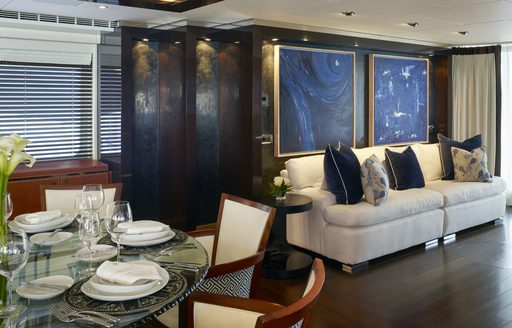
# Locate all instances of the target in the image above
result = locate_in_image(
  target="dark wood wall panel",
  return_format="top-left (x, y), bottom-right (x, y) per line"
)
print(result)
top-left (433, 55), bottom-right (449, 140)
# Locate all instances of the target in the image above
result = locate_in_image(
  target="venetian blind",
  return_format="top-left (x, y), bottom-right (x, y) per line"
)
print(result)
top-left (0, 62), bottom-right (93, 160)
top-left (99, 66), bottom-right (121, 155)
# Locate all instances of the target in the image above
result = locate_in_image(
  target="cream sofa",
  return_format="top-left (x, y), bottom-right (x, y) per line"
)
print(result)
top-left (281, 143), bottom-right (506, 272)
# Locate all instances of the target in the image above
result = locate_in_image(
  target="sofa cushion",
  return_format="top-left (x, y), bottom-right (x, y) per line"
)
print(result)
top-left (411, 143), bottom-right (443, 181)
top-left (285, 154), bottom-right (324, 189)
top-left (324, 188), bottom-right (443, 227)
top-left (385, 146), bottom-right (425, 190)
top-left (424, 176), bottom-right (506, 206)
top-left (324, 144), bottom-right (363, 205)
top-left (438, 133), bottom-right (482, 180)
top-left (451, 146), bottom-right (492, 182)
top-left (360, 155), bottom-right (389, 206)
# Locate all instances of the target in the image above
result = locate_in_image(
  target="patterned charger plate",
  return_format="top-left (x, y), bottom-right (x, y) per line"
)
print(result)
top-left (98, 229), bottom-right (188, 255)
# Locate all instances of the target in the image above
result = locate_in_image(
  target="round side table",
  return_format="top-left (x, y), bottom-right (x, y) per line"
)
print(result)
top-left (261, 193), bottom-right (313, 279)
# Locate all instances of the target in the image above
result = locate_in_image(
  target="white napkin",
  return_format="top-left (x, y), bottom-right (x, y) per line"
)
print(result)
top-left (24, 210), bottom-right (62, 224)
top-left (96, 260), bottom-right (162, 285)
top-left (125, 220), bottom-right (169, 235)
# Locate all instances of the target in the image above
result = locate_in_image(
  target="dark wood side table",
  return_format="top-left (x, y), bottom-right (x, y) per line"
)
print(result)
top-left (261, 193), bottom-right (313, 279)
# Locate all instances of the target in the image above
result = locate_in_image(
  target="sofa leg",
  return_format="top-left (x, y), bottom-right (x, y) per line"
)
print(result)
top-left (342, 262), bottom-right (369, 274)
top-left (495, 217), bottom-right (504, 225)
top-left (425, 239), bottom-right (439, 248)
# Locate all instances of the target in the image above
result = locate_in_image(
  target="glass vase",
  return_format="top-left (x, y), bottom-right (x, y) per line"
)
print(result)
top-left (275, 194), bottom-right (286, 201)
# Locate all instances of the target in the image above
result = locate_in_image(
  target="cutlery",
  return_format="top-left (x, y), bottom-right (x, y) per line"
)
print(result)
top-left (40, 228), bottom-right (62, 244)
top-left (21, 281), bottom-right (68, 290)
top-left (156, 244), bottom-right (197, 256)
top-left (49, 303), bottom-right (113, 327)
top-left (49, 302), bottom-right (119, 326)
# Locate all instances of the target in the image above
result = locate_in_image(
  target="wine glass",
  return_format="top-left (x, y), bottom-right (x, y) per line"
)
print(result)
top-left (0, 229), bottom-right (29, 317)
top-left (2, 192), bottom-right (12, 221)
top-left (105, 201), bottom-right (132, 262)
top-left (78, 212), bottom-right (101, 273)
top-left (82, 184), bottom-right (105, 215)
top-left (74, 193), bottom-right (93, 223)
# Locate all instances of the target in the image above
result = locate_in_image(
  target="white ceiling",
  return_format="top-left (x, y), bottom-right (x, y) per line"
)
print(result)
top-left (2, 0), bottom-right (512, 47)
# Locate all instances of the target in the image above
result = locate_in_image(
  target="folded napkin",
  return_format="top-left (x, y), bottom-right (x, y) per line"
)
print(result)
top-left (24, 210), bottom-right (62, 224)
top-left (96, 260), bottom-right (162, 285)
top-left (125, 220), bottom-right (169, 235)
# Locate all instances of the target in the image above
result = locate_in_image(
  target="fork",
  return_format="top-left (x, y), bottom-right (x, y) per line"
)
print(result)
top-left (49, 303), bottom-right (113, 327)
top-left (49, 302), bottom-right (120, 326)
top-left (156, 244), bottom-right (197, 256)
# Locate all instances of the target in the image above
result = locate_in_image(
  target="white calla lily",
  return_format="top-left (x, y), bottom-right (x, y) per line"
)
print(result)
top-left (6, 151), bottom-right (35, 176)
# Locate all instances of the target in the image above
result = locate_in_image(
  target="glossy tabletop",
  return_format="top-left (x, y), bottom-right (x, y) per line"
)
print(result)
top-left (10, 222), bottom-right (209, 327)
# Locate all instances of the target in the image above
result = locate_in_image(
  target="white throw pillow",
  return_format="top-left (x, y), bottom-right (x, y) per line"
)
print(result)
top-left (410, 143), bottom-right (443, 181)
top-left (285, 154), bottom-right (325, 189)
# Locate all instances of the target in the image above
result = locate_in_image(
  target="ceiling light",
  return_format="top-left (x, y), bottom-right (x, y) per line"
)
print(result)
top-left (407, 22), bottom-right (419, 27)
top-left (204, 37), bottom-right (211, 42)
top-left (98, 4), bottom-right (108, 9)
top-left (303, 37), bottom-right (308, 42)
top-left (234, 41), bottom-right (240, 44)
top-left (271, 38), bottom-right (279, 42)
top-left (354, 41), bottom-right (359, 47)
top-left (174, 41), bottom-right (181, 44)
top-left (142, 38), bottom-right (149, 42)
top-left (458, 31), bottom-right (468, 36)
top-left (341, 11), bottom-right (355, 16)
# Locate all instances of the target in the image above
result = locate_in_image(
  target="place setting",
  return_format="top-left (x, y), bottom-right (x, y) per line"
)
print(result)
top-left (9, 209), bottom-right (74, 235)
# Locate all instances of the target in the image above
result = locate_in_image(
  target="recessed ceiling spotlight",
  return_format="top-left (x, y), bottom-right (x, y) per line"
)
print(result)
top-left (234, 41), bottom-right (240, 44)
top-left (174, 41), bottom-right (181, 44)
top-left (271, 38), bottom-right (279, 42)
top-left (303, 37), bottom-right (309, 42)
top-left (341, 11), bottom-right (355, 16)
top-left (142, 38), bottom-right (149, 42)
top-left (458, 31), bottom-right (468, 35)
top-left (98, 4), bottom-right (108, 9)
top-left (204, 37), bottom-right (211, 42)
top-left (407, 22), bottom-right (419, 27)
top-left (354, 41), bottom-right (359, 47)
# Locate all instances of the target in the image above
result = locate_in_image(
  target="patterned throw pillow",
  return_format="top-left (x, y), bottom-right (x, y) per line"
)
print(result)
top-left (360, 155), bottom-right (389, 206)
top-left (451, 146), bottom-right (492, 182)
top-left (438, 133), bottom-right (482, 180)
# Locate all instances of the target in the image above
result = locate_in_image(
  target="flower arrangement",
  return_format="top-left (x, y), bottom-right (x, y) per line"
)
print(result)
top-left (0, 134), bottom-right (35, 237)
top-left (269, 177), bottom-right (292, 200)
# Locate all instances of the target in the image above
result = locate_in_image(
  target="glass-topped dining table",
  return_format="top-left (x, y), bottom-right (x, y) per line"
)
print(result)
top-left (8, 221), bottom-right (209, 327)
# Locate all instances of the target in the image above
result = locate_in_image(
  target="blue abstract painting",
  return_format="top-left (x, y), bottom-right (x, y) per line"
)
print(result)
top-left (370, 55), bottom-right (428, 146)
top-left (275, 46), bottom-right (354, 157)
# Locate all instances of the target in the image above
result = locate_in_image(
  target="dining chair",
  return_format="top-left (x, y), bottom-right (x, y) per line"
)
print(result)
top-left (190, 193), bottom-right (276, 298)
top-left (187, 258), bottom-right (325, 328)
top-left (40, 183), bottom-right (123, 218)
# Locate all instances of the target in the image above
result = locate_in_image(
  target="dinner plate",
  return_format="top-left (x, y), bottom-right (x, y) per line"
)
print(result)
top-left (9, 215), bottom-right (74, 233)
top-left (14, 213), bottom-right (69, 230)
top-left (120, 227), bottom-right (171, 242)
top-left (16, 275), bottom-right (74, 300)
top-left (30, 232), bottom-right (73, 246)
top-left (116, 230), bottom-right (176, 247)
top-left (75, 244), bottom-right (117, 262)
top-left (81, 264), bottom-right (169, 301)
top-left (89, 274), bottom-right (157, 294)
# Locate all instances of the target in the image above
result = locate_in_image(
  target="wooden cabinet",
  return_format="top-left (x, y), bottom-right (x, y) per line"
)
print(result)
top-left (8, 159), bottom-right (111, 218)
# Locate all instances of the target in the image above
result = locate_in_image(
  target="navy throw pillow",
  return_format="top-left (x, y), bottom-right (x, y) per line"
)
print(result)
top-left (324, 144), bottom-right (363, 205)
top-left (385, 146), bottom-right (425, 190)
top-left (438, 133), bottom-right (482, 180)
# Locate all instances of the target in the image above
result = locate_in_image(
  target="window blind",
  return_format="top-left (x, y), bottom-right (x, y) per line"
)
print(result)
top-left (0, 62), bottom-right (93, 160)
top-left (99, 66), bottom-right (121, 155)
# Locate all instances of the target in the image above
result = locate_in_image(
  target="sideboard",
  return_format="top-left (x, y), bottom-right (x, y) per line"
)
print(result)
top-left (8, 159), bottom-right (111, 218)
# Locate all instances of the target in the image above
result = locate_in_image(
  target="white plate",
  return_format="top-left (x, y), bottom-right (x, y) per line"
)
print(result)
top-left (89, 274), bottom-right (157, 294)
top-left (75, 244), bottom-right (117, 262)
top-left (16, 275), bottom-right (74, 300)
top-left (30, 232), bottom-right (73, 246)
top-left (14, 213), bottom-right (69, 230)
top-left (120, 227), bottom-right (171, 242)
top-left (81, 263), bottom-right (169, 301)
top-left (9, 215), bottom-right (74, 233)
top-left (117, 230), bottom-right (175, 247)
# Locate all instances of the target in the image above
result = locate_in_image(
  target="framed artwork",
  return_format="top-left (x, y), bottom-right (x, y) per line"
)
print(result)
top-left (274, 45), bottom-right (355, 157)
top-left (369, 54), bottom-right (429, 146)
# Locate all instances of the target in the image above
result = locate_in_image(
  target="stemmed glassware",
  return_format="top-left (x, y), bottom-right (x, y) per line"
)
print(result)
top-left (82, 184), bottom-right (105, 216)
top-left (105, 201), bottom-right (132, 262)
top-left (0, 229), bottom-right (29, 317)
top-left (78, 212), bottom-right (101, 273)
top-left (73, 193), bottom-right (93, 223)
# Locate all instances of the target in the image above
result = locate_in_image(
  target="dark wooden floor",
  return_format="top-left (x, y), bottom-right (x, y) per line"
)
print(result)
top-left (147, 208), bottom-right (512, 328)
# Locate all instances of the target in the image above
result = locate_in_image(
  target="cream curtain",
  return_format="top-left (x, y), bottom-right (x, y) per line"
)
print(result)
top-left (501, 46), bottom-right (512, 205)
top-left (452, 53), bottom-right (496, 174)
